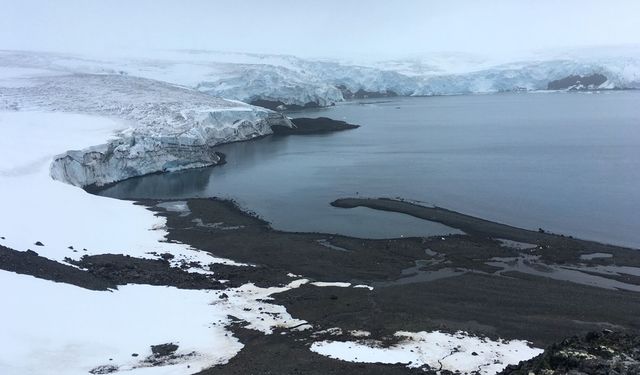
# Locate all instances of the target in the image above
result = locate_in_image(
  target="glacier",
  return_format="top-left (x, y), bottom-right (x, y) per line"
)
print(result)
top-left (3, 49), bottom-right (639, 111)
top-left (0, 70), bottom-right (293, 187)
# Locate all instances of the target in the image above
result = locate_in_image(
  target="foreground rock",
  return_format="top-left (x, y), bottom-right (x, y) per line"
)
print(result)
top-left (501, 330), bottom-right (640, 374)
top-left (68, 254), bottom-right (225, 290)
top-left (0, 245), bottom-right (114, 290)
top-left (0, 245), bottom-right (225, 291)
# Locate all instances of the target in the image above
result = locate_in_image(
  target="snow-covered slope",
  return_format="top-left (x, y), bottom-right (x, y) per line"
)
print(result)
top-left (0, 50), bottom-right (345, 108)
top-left (0, 69), bottom-right (292, 187)
top-left (3, 49), bottom-right (639, 109)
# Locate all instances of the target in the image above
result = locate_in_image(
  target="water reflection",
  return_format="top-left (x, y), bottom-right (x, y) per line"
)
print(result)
top-left (104, 165), bottom-right (212, 199)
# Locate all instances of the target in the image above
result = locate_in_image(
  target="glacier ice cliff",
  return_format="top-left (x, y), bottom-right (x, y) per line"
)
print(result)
top-left (0, 72), bottom-right (293, 187)
top-left (3, 49), bottom-right (639, 109)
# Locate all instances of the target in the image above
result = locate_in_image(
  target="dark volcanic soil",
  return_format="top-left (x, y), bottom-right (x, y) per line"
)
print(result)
top-left (159, 198), bottom-right (640, 347)
top-left (0, 245), bottom-right (114, 290)
top-left (199, 326), bottom-right (427, 375)
top-left (68, 254), bottom-right (226, 290)
top-left (0, 245), bottom-right (224, 291)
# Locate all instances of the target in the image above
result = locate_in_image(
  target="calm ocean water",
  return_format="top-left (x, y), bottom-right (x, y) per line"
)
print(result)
top-left (99, 92), bottom-right (640, 248)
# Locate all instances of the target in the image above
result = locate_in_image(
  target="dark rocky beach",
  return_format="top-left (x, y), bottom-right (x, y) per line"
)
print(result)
top-left (3, 194), bottom-right (640, 373)
top-left (162, 197), bottom-right (640, 373)
top-left (165, 197), bottom-right (640, 340)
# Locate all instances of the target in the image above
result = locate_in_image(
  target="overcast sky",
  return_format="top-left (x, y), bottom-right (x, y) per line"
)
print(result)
top-left (2, 0), bottom-right (640, 60)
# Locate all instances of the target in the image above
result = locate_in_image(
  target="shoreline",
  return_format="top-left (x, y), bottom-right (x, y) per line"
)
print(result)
top-left (331, 197), bottom-right (640, 253)
top-left (86, 116), bottom-right (359, 195)
top-left (163, 196), bottom-right (640, 373)
top-left (158, 198), bottom-right (640, 343)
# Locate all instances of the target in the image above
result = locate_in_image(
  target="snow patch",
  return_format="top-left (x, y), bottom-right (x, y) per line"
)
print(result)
top-left (0, 66), bottom-right (64, 88)
top-left (353, 284), bottom-right (374, 290)
top-left (311, 281), bottom-right (351, 288)
top-left (0, 270), bottom-right (242, 375)
top-left (310, 330), bottom-right (543, 375)
top-left (349, 330), bottom-right (371, 338)
top-left (0, 271), bottom-right (314, 375)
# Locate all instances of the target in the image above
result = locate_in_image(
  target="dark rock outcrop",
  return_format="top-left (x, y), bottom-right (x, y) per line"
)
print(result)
top-left (68, 254), bottom-right (224, 290)
top-left (0, 245), bottom-right (114, 290)
top-left (500, 330), bottom-right (640, 374)
top-left (271, 117), bottom-right (359, 135)
top-left (0, 244), bottom-right (226, 290)
top-left (547, 73), bottom-right (608, 90)
top-left (250, 99), bottom-right (321, 111)
top-left (151, 343), bottom-right (179, 357)
top-left (337, 85), bottom-right (398, 99)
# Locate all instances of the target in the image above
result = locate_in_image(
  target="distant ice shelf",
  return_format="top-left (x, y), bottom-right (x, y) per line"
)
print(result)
top-left (2, 49), bottom-right (639, 108)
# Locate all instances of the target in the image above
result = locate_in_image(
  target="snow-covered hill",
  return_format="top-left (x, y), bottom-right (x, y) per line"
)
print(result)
top-left (3, 49), bottom-right (639, 109)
